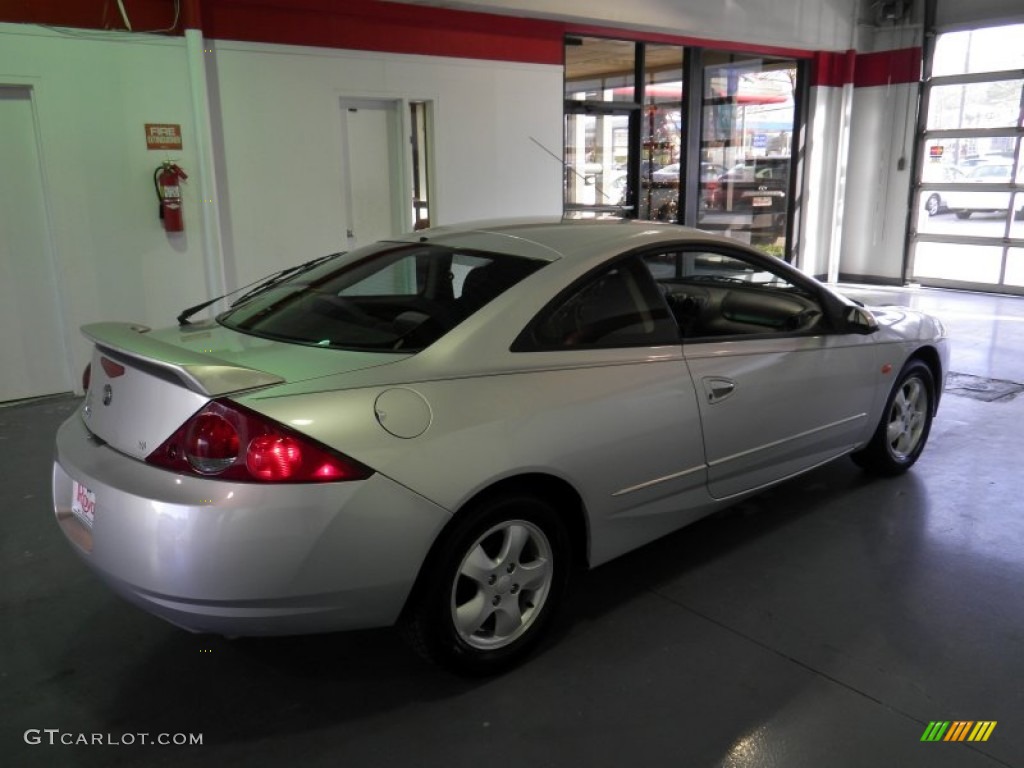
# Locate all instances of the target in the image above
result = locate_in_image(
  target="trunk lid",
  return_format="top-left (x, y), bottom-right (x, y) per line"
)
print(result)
top-left (80, 321), bottom-right (407, 460)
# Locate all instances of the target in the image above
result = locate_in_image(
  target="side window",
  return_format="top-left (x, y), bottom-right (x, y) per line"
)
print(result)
top-left (515, 256), bottom-right (678, 350)
top-left (643, 248), bottom-right (826, 339)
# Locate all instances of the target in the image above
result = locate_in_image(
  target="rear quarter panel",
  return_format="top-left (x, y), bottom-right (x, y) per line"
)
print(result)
top-left (242, 348), bottom-right (719, 567)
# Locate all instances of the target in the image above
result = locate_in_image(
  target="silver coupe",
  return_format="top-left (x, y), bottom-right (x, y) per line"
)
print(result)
top-left (53, 219), bottom-right (949, 674)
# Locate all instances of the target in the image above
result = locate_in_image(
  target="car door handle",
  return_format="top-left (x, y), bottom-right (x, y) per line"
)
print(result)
top-left (703, 377), bottom-right (736, 404)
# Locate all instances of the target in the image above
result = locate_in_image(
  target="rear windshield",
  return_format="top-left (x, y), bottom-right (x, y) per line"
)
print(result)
top-left (218, 242), bottom-right (546, 351)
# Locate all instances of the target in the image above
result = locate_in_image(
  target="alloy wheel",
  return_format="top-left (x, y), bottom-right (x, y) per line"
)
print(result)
top-left (886, 376), bottom-right (928, 460)
top-left (450, 519), bottom-right (553, 651)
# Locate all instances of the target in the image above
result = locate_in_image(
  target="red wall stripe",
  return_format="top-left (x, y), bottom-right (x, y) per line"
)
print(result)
top-left (203, 0), bottom-right (564, 65)
top-left (854, 47), bottom-right (922, 87)
top-left (1, 0), bottom-right (921, 82)
top-left (812, 50), bottom-right (856, 87)
top-left (0, 0), bottom-right (180, 31)
top-left (203, 0), bottom-right (565, 64)
top-left (812, 47), bottom-right (922, 88)
top-left (0, 0), bottom-right (566, 64)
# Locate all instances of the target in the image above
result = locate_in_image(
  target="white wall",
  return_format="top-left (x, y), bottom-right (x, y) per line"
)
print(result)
top-left (799, 84), bottom-right (845, 279)
top-left (210, 40), bottom-right (563, 287)
top-left (0, 24), bottom-right (563, 393)
top-left (403, 0), bottom-right (861, 52)
top-left (839, 81), bottom-right (919, 281)
top-left (0, 25), bottom-right (203, 389)
top-left (836, 14), bottom-right (923, 282)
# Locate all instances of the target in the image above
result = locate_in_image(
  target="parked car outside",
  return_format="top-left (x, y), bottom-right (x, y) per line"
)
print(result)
top-left (943, 161), bottom-right (1024, 219)
top-left (638, 162), bottom-right (727, 220)
top-left (649, 162), bottom-right (726, 184)
top-left (53, 219), bottom-right (949, 674)
top-left (703, 156), bottom-right (791, 214)
top-left (921, 163), bottom-right (966, 216)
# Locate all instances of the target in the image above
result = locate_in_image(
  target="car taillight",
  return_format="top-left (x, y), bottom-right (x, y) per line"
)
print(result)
top-left (82, 363), bottom-right (92, 392)
top-left (247, 435), bottom-right (302, 480)
top-left (701, 181), bottom-right (720, 209)
top-left (146, 399), bottom-right (372, 483)
top-left (188, 411), bottom-right (240, 474)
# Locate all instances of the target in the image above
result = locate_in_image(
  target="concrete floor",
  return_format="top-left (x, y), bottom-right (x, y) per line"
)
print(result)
top-left (2, 286), bottom-right (1023, 767)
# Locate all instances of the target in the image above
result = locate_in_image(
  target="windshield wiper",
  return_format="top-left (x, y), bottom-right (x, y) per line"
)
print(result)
top-left (176, 252), bottom-right (343, 326)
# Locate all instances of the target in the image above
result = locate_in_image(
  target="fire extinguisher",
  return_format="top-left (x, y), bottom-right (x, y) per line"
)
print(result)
top-left (154, 162), bottom-right (188, 232)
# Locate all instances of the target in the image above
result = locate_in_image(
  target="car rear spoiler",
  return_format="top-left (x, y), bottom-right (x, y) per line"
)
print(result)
top-left (82, 322), bottom-right (285, 397)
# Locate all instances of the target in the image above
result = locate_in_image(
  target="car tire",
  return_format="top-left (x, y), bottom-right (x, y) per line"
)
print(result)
top-left (851, 359), bottom-right (935, 476)
top-left (401, 493), bottom-right (571, 675)
top-left (955, 210), bottom-right (972, 219)
top-left (925, 194), bottom-right (941, 216)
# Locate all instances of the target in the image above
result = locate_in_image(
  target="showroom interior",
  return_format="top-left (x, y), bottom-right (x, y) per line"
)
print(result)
top-left (2, 0), bottom-right (1024, 765)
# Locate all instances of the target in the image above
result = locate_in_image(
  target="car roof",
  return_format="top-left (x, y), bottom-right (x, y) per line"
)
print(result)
top-left (395, 217), bottom-right (747, 264)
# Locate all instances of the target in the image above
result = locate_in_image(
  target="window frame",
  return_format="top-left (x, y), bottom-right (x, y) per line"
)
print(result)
top-left (512, 241), bottom-right (846, 354)
top-left (640, 243), bottom-right (839, 343)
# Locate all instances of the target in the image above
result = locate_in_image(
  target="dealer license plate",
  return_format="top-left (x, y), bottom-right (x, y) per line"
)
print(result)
top-left (71, 481), bottom-right (96, 528)
top-left (752, 196), bottom-right (772, 207)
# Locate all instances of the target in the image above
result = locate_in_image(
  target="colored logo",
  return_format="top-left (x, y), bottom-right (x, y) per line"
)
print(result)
top-left (921, 721), bottom-right (997, 742)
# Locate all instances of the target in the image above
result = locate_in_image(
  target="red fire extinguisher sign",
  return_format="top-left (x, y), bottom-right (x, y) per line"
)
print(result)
top-left (154, 162), bottom-right (188, 232)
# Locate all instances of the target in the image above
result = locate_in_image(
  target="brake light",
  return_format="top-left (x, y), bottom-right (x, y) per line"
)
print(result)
top-left (247, 435), bottom-right (302, 480)
top-left (82, 364), bottom-right (92, 392)
top-left (146, 399), bottom-right (372, 483)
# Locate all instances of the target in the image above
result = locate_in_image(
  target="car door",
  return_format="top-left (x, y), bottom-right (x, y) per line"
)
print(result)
top-left (510, 255), bottom-right (711, 565)
top-left (643, 246), bottom-right (878, 500)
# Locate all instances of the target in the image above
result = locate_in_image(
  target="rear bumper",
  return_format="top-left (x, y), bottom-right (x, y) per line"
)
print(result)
top-left (52, 412), bottom-right (451, 636)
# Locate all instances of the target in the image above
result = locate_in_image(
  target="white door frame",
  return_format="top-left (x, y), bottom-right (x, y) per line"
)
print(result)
top-left (337, 95), bottom-right (437, 246)
top-left (0, 79), bottom-right (73, 399)
top-left (338, 97), bottom-right (407, 247)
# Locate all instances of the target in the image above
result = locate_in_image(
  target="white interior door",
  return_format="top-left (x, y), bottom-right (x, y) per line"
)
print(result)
top-left (339, 99), bottom-right (403, 248)
top-left (0, 87), bottom-right (70, 402)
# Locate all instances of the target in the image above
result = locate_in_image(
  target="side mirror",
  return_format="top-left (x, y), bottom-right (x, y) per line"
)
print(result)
top-left (845, 306), bottom-right (879, 335)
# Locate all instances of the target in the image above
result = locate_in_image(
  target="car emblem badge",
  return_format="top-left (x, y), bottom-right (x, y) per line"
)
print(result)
top-left (102, 384), bottom-right (113, 406)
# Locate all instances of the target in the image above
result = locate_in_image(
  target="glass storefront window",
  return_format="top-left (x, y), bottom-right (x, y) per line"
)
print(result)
top-left (565, 37), bottom-right (636, 103)
top-left (564, 112), bottom-right (629, 212)
top-left (564, 37), bottom-right (635, 216)
top-left (697, 53), bottom-right (797, 254)
top-left (562, 37), bottom-right (802, 255)
top-left (638, 44), bottom-right (684, 221)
